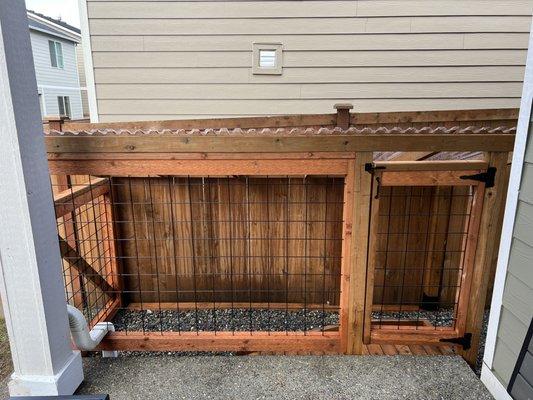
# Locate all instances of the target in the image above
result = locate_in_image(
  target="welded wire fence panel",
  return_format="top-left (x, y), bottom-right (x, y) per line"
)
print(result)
top-left (371, 185), bottom-right (475, 331)
top-left (53, 175), bottom-right (117, 327)
top-left (54, 175), bottom-right (345, 335)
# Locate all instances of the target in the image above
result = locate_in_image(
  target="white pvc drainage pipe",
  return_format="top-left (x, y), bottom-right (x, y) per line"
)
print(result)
top-left (67, 305), bottom-right (117, 357)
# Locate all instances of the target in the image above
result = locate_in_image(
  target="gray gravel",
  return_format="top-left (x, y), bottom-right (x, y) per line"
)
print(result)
top-left (113, 308), bottom-right (455, 333)
top-left (113, 309), bottom-right (340, 332)
top-left (78, 355), bottom-right (493, 400)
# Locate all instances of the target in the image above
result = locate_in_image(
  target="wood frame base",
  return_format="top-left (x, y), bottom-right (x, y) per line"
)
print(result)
top-left (97, 331), bottom-right (340, 353)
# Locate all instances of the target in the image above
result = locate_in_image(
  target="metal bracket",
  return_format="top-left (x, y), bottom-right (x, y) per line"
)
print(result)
top-left (439, 332), bottom-right (472, 350)
top-left (459, 167), bottom-right (496, 188)
top-left (364, 163), bottom-right (386, 174)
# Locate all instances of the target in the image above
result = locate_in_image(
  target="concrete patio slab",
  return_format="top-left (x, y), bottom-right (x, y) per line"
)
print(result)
top-left (77, 355), bottom-right (493, 400)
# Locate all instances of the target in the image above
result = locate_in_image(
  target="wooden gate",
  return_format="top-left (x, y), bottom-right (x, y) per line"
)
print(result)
top-left (364, 160), bottom-right (489, 348)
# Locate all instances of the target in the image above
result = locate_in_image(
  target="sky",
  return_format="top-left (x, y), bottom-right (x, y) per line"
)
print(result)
top-left (26, 0), bottom-right (80, 28)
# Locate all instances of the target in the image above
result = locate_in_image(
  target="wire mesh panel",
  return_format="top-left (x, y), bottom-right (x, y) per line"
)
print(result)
top-left (53, 175), bottom-right (119, 328)
top-left (364, 164), bottom-right (486, 345)
top-left (53, 174), bottom-right (345, 340)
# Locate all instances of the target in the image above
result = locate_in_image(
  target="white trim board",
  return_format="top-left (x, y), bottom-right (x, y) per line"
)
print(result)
top-left (483, 22), bottom-right (533, 370)
top-left (78, 0), bottom-right (99, 123)
top-left (481, 364), bottom-right (513, 400)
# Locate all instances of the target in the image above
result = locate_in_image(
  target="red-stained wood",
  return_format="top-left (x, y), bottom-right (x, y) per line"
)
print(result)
top-left (97, 331), bottom-right (340, 353)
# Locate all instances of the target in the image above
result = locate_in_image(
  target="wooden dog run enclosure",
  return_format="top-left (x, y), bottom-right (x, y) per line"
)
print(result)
top-left (45, 106), bottom-right (516, 366)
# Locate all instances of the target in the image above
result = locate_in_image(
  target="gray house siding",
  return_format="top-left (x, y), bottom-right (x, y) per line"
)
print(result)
top-left (492, 118), bottom-right (533, 387)
top-left (30, 29), bottom-right (83, 119)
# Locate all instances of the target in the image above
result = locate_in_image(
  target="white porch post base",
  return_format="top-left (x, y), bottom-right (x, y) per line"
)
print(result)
top-left (8, 352), bottom-right (83, 397)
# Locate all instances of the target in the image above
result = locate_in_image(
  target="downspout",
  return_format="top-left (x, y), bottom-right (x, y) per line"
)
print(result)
top-left (67, 305), bottom-right (117, 357)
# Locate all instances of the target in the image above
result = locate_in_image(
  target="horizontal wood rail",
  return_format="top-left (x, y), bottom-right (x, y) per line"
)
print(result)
top-left (52, 108), bottom-right (518, 133)
top-left (53, 177), bottom-right (109, 217)
top-left (46, 134), bottom-right (515, 154)
top-left (372, 160), bottom-right (489, 171)
top-left (97, 331), bottom-right (340, 353)
top-left (48, 159), bottom-right (349, 177)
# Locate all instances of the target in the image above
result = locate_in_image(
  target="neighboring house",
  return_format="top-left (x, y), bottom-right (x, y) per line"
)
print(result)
top-left (481, 27), bottom-right (533, 400)
top-left (28, 10), bottom-right (84, 120)
top-left (78, 0), bottom-right (533, 122)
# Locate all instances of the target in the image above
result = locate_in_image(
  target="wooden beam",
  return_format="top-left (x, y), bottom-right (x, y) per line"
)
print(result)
top-left (55, 108), bottom-right (518, 133)
top-left (45, 134), bottom-right (515, 154)
top-left (58, 236), bottom-right (115, 295)
top-left (379, 170), bottom-right (485, 187)
top-left (371, 329), bottom-right (459, 346)
top-left (459, 152), bottom-right (510, 367)
top-left (48, 159), bottom-right (349, 177)
top-left (48, 151), bottom-right (358, 161)
top-left (386, 151), bottom-right (436, 161)
top-left (127, 302), bottom-right (339, 311)
top-left (373, 160), bottom-right (488, 171)
top-left (54, 177), bottom-right (109, 217)
top-left (88, 297), bottom-right (121, 328)
top-left (97, 331), bottom-right (340, 353)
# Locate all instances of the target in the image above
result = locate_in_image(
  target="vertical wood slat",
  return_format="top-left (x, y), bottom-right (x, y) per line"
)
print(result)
top-left (340, 152), bottom-right (373, 354)
top-left (459, 151), bottom-right (510, 366)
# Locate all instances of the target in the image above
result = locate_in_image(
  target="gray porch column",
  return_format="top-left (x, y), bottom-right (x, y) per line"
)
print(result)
top-left (0, 0), bottom-right (83, 395)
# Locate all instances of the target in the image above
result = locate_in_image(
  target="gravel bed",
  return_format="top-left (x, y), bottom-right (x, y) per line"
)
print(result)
top-left (372, 309), bottom-right (454, 327)
top-left (110, 307), bottom-right (490, 376)
top-left (113, 308), bottom-right (340, 333)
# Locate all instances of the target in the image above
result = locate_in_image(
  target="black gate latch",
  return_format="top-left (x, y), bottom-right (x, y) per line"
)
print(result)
top-left (364, 163), bottom-right (386, 174)
top-left (459, 167), bottom-right (496, 188)
top-left (439, 333), bottom-right (472, 350)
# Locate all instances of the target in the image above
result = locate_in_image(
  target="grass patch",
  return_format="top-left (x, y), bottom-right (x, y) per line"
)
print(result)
top-left (0, 319), bottom-right (12, 381)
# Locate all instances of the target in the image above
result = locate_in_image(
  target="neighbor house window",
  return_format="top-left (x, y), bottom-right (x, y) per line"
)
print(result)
top-left (49, 40), bottom-right (64, 68)
top-left (253, 43), bottom-right (283, 75)
top-left (57, 96), bottom-right (71, 118)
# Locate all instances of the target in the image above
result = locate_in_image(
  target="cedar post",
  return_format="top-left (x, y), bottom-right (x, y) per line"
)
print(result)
top-left (459, 152), bottom-right (509, 366)
top-left (334, 103), bottom-right (353, 130)
top-left (340, 152), bottom-right (373, 354)
top-left (44, 115), bottom-right (68, 132)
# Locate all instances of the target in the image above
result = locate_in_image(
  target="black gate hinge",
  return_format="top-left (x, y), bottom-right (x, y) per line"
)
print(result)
top-left (364, 163), bottom-right (386, 174)
top-left (439, 332), bottom-right (472, 350)
top-left (460, 167), bottom-right (496, 188)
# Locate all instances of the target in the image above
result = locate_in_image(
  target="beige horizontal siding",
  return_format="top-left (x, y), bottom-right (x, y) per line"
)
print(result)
top-left (92, 50), bottom-right (527, 68)
top-left (89, 17), bottom-right (531, 35)
top-left (91, 33), bottom-right (530, 52)
top-left (88, 1), bottom-right (358, 18)
top-left (86, 0), bottom-right (532, 120)
top-left (356, 0), bottom-right (533, 16)
top-left (96, 82), bottom-right (523, 99)
top-left (96, 98), bottom-right (519, 116)
top-left (94, 66), bottom-right (526, 84)
top-left (86, 0), bottom-right (533, 17)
